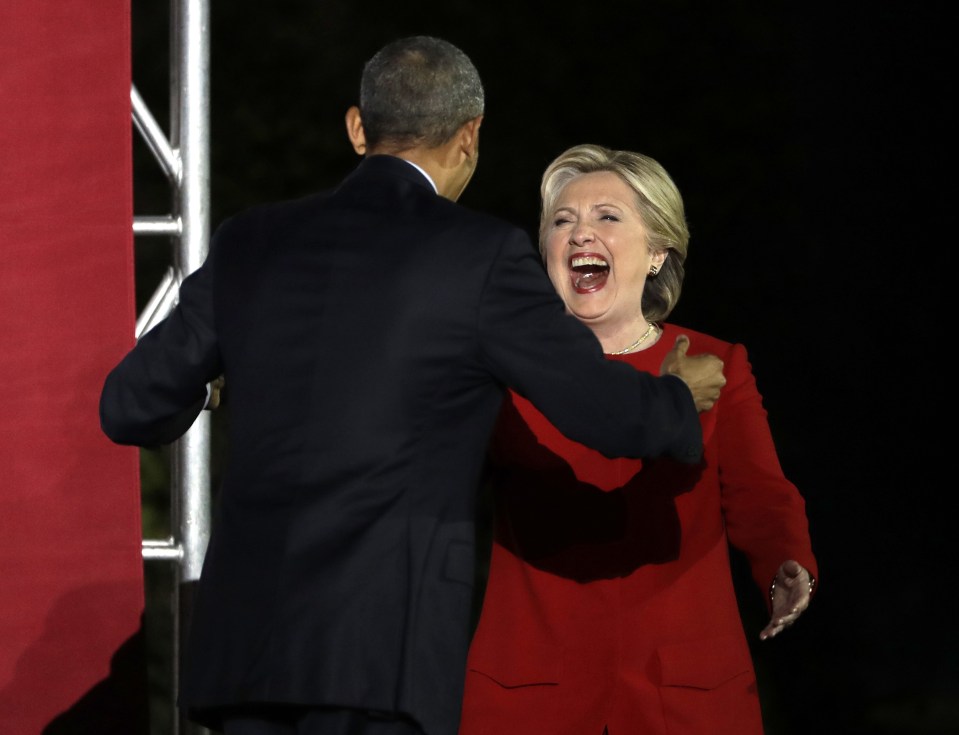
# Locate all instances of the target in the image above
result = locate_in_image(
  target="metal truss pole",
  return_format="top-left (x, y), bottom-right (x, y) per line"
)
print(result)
top-left (133, 1), bottom-right (211, 733)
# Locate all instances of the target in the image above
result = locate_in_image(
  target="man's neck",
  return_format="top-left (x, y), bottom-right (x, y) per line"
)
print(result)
top-left (368, 144), bottom-right (467, 202)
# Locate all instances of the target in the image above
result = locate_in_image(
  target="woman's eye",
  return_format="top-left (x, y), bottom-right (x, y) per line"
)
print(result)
top-left (553, 217), bottom-right (572, 227)
top-left (600, 214), bottom-right (619, 222)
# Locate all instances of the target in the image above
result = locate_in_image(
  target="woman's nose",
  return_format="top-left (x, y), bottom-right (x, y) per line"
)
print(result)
top-left (570, 223), bottom-right (593, 246)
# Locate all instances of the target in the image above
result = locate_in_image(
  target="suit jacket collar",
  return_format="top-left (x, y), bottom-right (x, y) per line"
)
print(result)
top-left (342, 154), bottom-right (437, 195)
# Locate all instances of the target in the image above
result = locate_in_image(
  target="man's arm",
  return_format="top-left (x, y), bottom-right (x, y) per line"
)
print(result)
top-left (100, 259), bottom-right (222, 447)
top-left (481, 229), bottom-right (706, 463)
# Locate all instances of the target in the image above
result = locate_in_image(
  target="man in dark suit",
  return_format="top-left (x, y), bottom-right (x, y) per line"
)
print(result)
top-left (100, 36), bottom-right (724, 735)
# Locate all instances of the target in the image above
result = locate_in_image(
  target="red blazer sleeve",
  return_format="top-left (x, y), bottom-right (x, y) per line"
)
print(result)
top-left (715, 342), bottom-right (818, 603)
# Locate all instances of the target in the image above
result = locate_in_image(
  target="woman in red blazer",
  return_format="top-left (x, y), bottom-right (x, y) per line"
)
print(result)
top-left (459, 144), bottom-right (818, 735)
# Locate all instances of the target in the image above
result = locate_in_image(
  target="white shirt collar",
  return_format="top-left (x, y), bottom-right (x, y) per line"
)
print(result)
top-left (402, 160), bottom-right (438, 194)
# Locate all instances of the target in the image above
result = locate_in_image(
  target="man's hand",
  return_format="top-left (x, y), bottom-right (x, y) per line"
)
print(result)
top-left (205, 376), bottom-right (225, 411)
top-left (659, 335), bottom-right (725, 412)
top-left (760, 560), bottom-right (815, 641)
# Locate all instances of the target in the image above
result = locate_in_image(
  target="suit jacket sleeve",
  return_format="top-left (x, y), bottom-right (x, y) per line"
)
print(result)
top-left (99, 236), bottom-right (223, 447)
top-left (477, 228), bottom-right (703, 463)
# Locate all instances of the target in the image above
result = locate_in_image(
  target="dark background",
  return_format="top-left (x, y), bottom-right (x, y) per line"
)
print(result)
top-left (132, 2), bottom-right (954, 733)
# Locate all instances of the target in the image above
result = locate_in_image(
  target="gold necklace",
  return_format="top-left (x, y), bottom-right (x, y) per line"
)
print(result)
top-left (607, 322), bottom-right (657, 355)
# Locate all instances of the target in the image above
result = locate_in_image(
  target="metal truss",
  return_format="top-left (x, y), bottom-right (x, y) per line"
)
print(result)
top-left (132, 2), bottom-right (211, 733)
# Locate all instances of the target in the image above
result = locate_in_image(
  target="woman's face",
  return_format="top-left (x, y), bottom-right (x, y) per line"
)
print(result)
top-left (542, 171), bottom-right (661, 330)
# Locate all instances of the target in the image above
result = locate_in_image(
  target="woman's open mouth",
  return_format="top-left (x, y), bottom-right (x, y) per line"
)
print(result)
top-left (569, 254), bottom-right (609, 293)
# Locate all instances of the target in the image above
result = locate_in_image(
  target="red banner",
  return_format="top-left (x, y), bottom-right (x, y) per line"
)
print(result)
top-left (0, 1), bottom-right (147, 732)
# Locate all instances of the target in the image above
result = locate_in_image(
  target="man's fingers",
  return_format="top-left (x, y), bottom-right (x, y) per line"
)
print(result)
top-left (672, 334), bottom-right (690, 356)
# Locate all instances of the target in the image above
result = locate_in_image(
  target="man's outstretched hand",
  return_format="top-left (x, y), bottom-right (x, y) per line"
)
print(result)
top-left (659, 335), bottom-right (725, 412)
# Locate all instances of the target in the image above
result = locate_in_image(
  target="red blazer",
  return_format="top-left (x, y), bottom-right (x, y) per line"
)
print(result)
top-left (460, 324), bottom-right (818, 735)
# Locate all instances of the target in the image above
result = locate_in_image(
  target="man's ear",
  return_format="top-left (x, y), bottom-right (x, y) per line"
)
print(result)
top-left (345, 106), bottom-right (367, 155)
top-left (459, 115), bottom-right (482, 159)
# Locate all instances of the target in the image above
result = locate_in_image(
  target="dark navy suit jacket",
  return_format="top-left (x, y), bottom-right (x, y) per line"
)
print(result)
top-left (100, 155), bottom-right (703, 735)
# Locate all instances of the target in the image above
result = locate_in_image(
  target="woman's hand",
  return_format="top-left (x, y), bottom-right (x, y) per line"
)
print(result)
top-left (760, 559), bottom-right (815, 640)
